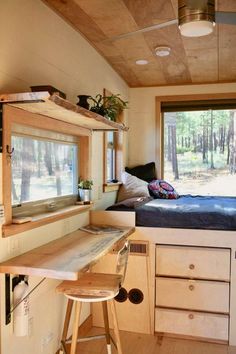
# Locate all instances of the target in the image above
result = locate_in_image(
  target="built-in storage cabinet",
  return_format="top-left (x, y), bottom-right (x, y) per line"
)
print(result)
top-left (155, 245), bottom-right (231, 342)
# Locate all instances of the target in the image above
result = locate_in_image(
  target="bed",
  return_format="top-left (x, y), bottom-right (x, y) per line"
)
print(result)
top-left (107, 195), bottom-right (236, 231)
top-left (110, 162), bottom-right (236, 231)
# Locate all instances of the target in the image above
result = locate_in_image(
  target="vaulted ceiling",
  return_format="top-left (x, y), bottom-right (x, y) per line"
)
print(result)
top-left (43, 0), bottom-right (236, 87)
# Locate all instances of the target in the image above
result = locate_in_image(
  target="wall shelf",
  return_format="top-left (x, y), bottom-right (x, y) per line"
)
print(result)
top-left (0, 91), bottom-right (128, 132)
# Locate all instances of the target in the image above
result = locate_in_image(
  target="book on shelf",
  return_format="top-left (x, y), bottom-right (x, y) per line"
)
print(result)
top-left (80, 224), bottom-right (123, 235)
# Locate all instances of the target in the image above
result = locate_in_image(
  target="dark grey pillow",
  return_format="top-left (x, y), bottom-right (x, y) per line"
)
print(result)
top-left (125, 162), bottom-right (156, 182)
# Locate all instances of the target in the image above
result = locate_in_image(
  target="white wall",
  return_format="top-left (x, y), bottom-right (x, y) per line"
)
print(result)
top-left (0, 1), bottom-right (129, 353)
top-left (128, 83), bottom-right (236, 173)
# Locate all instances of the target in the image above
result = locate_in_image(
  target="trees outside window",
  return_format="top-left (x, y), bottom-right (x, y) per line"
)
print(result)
top-left (164, 109), bottom-right (236, 196)
top-left (11, 135), bottom-right (78, 205)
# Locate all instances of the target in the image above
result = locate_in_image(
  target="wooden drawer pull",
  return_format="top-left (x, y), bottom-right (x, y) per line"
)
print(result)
top-left (189, 284), bottom-right (195, 291)
top-left (188, 313), bottom-right (194, 320)
top-left (189, 264), bottom-right (195, 270)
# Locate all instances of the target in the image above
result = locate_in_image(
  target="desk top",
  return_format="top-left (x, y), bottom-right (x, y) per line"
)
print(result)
top-left (0, 226), bottom-right (135, 280)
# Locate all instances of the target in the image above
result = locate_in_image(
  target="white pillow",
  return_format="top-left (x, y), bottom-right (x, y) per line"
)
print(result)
top-left (117, 172), bottom-right (149, 202)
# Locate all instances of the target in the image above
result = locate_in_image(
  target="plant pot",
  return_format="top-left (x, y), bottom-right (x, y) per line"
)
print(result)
top-left (79, 189), bottom-right (91, 202)
top-left (76, 95), bottom-right (90, 110)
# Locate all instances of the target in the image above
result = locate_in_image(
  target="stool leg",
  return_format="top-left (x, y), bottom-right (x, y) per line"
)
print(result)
top-left (70, 301), bottom-right (82, 354)
top-left (102, 301), bottom-right (111, 354)
top-left (109, 300), bottom-right (123, 354)
top-left (62, 299), bottom-right (74, 342)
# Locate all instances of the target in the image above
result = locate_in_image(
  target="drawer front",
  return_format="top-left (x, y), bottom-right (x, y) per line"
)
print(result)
top-left (156, 245), bottom-right (230, 281)
top-left (155, 308), bottom-right (228, 341)
top-left (156, 277), bottom-right (229, 313)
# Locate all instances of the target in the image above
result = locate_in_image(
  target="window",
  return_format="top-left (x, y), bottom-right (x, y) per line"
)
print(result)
top-left (10, 126), bottom-right (79, 218)
top-left (103, 88), bottom-right (124, 192)
top-left (11, 134), bottom-right (78, 206)
top-left (3, 104), bottom-right (91, 232)
top-left (106, 131), bottom-right (116, 182)
top-left (162, 106), bottom-right (236, 196)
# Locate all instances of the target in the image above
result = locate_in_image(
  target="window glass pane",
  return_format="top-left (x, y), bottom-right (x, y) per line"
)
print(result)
top-left (106, 132), bottom-right (115, 181)
top-left (11, 135), bottom-right (78, 204)
top-left (164, 109), bottom-right (236, 196)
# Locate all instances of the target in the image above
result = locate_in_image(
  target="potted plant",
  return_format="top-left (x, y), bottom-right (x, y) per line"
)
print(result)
top-left (89, 94), bottom-right (128, 122)
top-left (78, 179), bottom-right (93, 202)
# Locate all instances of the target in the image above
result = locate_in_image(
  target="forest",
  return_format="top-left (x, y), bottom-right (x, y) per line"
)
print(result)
top-left (11, 135), bottom-right (77, 205)
top-left (164, 109), bottom-right (236, 196)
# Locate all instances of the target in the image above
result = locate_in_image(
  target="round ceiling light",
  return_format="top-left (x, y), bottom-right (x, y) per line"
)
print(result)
top-left (135, 59), bottom-right (149, 65)
top-left (179, 20), bottom-right (215, 37)
top-left (178, 0), bottom-right (215, 37)
top-left (155, 46), bottom-right (171, 57)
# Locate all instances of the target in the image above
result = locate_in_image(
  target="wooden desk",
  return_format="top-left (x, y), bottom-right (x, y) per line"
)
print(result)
top-left (0, 227), bottom-right (135, 280)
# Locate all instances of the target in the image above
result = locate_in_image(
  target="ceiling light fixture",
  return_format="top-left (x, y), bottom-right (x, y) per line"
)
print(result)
top-left (135, 59), bottom-right (149, 65)
top-left (155, 46), bottom-right (171, 57)
top-left (178, 0), bottom-right (215, 37)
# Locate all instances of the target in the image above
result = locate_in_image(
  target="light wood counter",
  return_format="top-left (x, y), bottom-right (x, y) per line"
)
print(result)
top-left (0, 227), bottom-right (135, 280)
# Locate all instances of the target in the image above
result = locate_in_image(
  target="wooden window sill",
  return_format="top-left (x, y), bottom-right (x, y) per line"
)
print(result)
top-left (2, 204), bottom-right (92, 238)
top-left (103, 182), bottom-right (122, 193)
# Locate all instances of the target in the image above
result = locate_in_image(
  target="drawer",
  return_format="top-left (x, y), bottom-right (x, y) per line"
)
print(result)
top-left (156, 277), bottom-right (229, 313)
top-left (156, 245), bottom-right (230, 281)
top-left (155, 308), bottom-right (228, 341)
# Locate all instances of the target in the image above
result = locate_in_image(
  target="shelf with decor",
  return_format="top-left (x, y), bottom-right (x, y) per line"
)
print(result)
top-left (0, 91), bottom-right (128, 237)
top-left (0, 91), bottom-right (129, 132)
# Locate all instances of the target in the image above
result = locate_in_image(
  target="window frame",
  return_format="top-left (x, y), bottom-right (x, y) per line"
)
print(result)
top-left (2, 104), bottom-right (91, 235)
top-left (103, 89), bottom-right (124, 192)
top-left (104, 131), bottom-right (117, 182)
top-left (11, 130), bottom-right (79, 210)
top-left (156, 93), bottom-right (236, 179)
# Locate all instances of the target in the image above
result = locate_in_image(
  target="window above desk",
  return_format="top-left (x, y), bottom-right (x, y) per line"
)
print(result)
top-left (1, 92), bottom-right (128, 236)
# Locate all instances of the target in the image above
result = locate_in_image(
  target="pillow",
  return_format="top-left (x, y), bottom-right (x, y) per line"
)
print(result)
top-left (148, 180), bottom-right (179, 199)
top-left (125, 162), bottom-right (156, 182)
top-left (117, 172), bottom-right (150, 202)
top-left (107, 196), bottom-right (152, 210)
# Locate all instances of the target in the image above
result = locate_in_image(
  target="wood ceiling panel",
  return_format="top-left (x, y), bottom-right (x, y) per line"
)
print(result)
top-left (219, 24), bottom-right (236, 81)
top-left (42, 0), bottom-right (107, 42)
top-left (99, 34), bottom-right (166, 87)
top-left (42, 0), bottom-right (236, 87)
top-left (182, 29), bottom-right (218, 83)
top-left (113, 35), bottom-right (155, 62)
top-left (127, 59), bottom-right (167, 87)
top-left (123, 0), bottom-right (175, 28)
top-left (184, 48), bottom-right (218, 82)
top-left (218, 0), bottom-right (236, 12)
top-left (74, 0), bottom-right (139, 37)
top-left (107, 55), bottom-right (142, 87)
top-left (143, 25), bottom-right (192, 84)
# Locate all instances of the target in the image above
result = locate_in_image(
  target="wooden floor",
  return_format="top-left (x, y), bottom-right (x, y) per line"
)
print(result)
top-left (69, 327), bottom-right (236, 354)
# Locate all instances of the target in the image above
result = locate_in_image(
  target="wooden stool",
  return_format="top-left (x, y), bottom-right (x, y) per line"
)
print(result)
top-left (56, 241), bottom-right (130, 354)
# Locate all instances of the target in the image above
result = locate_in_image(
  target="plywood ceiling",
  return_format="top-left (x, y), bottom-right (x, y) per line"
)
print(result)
top-left (42, 0), bottom-right (236, 87)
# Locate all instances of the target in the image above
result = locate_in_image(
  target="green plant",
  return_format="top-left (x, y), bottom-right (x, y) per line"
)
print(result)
top-left (89, 94), bottom-right (128, 121)
top-left (78, 179), bottom-right (93, 190)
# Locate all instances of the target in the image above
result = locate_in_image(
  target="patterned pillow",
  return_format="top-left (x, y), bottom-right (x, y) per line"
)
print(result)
top-left (148, 180), bottom-right (179, 199)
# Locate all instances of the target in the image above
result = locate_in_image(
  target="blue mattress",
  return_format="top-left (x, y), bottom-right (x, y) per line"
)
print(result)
top-left (107, 195), bottom-right (236, 230)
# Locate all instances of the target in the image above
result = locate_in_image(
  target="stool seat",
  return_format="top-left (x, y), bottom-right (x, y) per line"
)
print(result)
top-left (57, 241), bottom-right (130, 354)
top-left (56, 272), bottom-right (122, 302)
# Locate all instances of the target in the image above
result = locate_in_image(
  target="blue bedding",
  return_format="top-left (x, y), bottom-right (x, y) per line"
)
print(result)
top-left (107, 195), bottom-right (236, 230)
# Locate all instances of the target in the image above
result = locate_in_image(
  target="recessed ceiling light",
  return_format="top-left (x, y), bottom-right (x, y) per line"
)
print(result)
top-left (135, 59), bottom-right (149, 65)
top-left (155, 46), bottom-right (171, 57)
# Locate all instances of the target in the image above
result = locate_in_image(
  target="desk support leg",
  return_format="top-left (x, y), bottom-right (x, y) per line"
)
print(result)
top-left (5, 274), bottom-right (11, 325)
